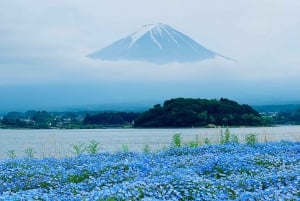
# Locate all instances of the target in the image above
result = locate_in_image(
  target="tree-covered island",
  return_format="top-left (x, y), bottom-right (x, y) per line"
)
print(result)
top-left (134, 98), bottom-right (268, 127)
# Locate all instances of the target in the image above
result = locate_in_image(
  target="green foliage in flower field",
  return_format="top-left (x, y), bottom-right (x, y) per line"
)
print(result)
top-left (171, 133), bottom-right (182, 148)
top-left (245, 133), bottom-right (258, 145)
top-left (184, 135), bottom-right (201, 148)
top-left (86, 140), bottom-right (100, 154)
top-left (142, 144), bottom-right (151, 153)
top-left (220, 128), bottom-right (240, 144)
top-left (204, 137), bottom-right (211, 145)
top-left (121, 144), bottom-right (129, 152)
top-left (70, 143), bottom-right (86, 156)
top-left (7, 150), bottom-right (17, 159)
top-left (24, 147), bottom-right (36, 158)
top-left (1, 141), bottom-right (299, 200)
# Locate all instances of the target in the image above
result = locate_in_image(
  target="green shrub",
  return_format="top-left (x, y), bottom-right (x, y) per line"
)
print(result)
top-left (220, 128), bottom-right (239, 144)
top-left (86, 140), bottom-right (100, 154)
top-left (121, 144), bottom-right (129, 152)
top-left (245, 133), bottom-right (258, 145)
top-left (231, 134), bottom-right (240, 144)
top-left (204, 137), bottom-right (211, 145)
top-left (68, 170), bottom-right (91, 183)
top-left (70, 143), bottom-right (86, 156)
top-left (7, 150), bottom-right (17, 159)
top-left (98, 197), bottom-right (120, 201)
top-left (142, 144), bottom-right (151, 153)
top-left (24, 147), bottom-right (36, 158)
top-left (220, 128), bottom-right (231, 144)
top-left (187, 135), bottom-right (201, 148)
top-left (187, 141), bottom-right (199, 148)
top-left (171, 133), bottom-right (182, 148)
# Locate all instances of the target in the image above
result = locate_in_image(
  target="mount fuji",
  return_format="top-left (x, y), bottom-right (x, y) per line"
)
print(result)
top-left (88, 23), bottom-right (231, 64)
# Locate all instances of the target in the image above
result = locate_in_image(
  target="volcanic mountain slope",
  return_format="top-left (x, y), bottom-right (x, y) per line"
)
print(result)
top-left (88, 23), bottom-right (231, 64)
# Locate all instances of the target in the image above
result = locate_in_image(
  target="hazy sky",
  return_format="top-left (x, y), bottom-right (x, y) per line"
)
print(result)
top-left (0, 0), bottom-right (300, 110)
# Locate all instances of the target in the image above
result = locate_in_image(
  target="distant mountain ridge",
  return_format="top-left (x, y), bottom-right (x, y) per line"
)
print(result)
top-left (88, 23), bottom-right (231, 64)
top-left (253, 104), bottom-right (300, 113)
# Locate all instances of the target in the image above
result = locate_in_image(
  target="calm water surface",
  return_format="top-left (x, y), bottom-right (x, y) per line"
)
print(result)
top-left (0, 126), bottom-right (300, 159)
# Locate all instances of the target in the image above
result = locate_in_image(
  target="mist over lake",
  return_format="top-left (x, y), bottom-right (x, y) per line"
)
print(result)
top-left (1, 126), bottom-right (300, 160)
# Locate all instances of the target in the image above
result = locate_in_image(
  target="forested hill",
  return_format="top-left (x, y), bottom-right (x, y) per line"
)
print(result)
top-left (134, 98), bottom-right (267, 128)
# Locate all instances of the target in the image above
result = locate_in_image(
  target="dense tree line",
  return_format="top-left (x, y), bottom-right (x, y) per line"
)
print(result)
top-left (0, 111), bottom-right (140, 128)
top-left (134, 98), bottom-right (267, 128)
top-left (274, 109), bottom-right (300, 125)
top-left (0, 111), bottom-right (84, 129)
top-left (83, 112), bottom-right (140, 126)
top-left (2, 99), bottom-right (298, 129)
top-left (0, 111), bottom-right (51, 129)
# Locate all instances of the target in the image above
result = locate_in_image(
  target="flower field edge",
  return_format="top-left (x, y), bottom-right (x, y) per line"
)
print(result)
top-left (0, 141), bottom-right (299, 200)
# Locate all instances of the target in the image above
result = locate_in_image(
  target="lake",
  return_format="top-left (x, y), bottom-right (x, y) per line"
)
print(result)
top-left (1, 126), bottom-right (300, 159)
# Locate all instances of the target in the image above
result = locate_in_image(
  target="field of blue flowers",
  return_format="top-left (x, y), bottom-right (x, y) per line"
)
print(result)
top-left (0, 141), bottom-right (299, 201)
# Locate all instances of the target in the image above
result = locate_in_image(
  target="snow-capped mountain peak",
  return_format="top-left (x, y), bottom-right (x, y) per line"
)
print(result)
top-left (130, 24), bottom-right (161, 45)
top-left (88, 23), bottom-right (231, 64)
top-left (129, 23), bottom-right (182, 48)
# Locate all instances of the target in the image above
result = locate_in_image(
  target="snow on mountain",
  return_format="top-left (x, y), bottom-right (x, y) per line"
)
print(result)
top-left (88, 23), bottom-right (231, 64)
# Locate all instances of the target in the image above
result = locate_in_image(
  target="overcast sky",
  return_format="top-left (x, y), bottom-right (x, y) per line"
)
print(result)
top-left (0, 0), bottom-right (300, 109)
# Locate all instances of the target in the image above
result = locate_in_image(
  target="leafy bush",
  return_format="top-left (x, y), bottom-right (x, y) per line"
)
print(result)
top-left (121, 144), bottom-right (129, 152)
top-left (186, 135), bottom-right (201, 148)
top-left (220, 128), bottom-right (231, 144)
top-left (220, 128), bottom-right (240, 144)
top-left (142, 144), bottom-right (151, 153)
top-left (245, 133), bottom-right (258, 145)
top-left (70, 143), bottom-right (86, 156)
top-left (7, 150), bottom-right (17, 159)
top-left (171, 133), bottom-right (182, 147)
top-left (231, 134), bottom-right (240, 144)
top-left (24, 147), bottom-right (36, 158)
top-left (86, 140), bottom-right (100, 154)
top-left (204, 137), bottom-right (211, 145)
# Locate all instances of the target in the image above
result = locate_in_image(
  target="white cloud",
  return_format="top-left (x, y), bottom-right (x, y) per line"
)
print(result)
top-left (0, 0), bottom-right (300, 104)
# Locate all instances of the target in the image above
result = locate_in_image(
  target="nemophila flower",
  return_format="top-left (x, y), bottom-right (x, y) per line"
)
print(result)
top-left (0, 142), bottom-right (299, 200)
